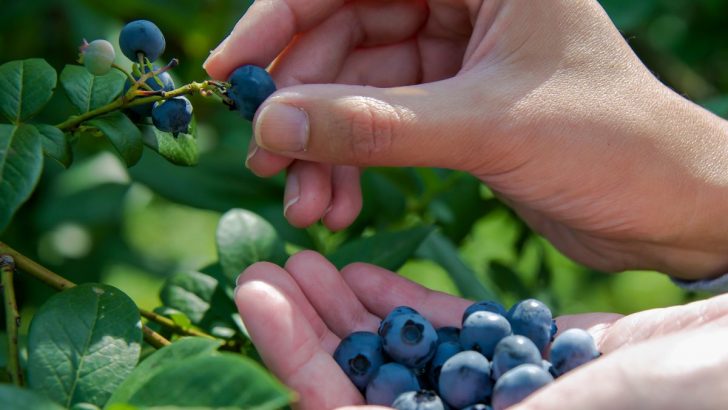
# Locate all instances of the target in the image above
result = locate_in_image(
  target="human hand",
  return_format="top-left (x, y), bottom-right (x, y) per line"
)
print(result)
top-left (205, 0), bottom-right (728, 279)
top-left (234, 251), bottom-right (728, 410)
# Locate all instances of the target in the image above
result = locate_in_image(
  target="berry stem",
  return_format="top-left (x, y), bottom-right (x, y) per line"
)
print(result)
top-left (112, 63), bottom-right (137, 88)
top-left (0, 242), bottom-right (219, 345)
top-left (1, 255), bottom-right (24, 386)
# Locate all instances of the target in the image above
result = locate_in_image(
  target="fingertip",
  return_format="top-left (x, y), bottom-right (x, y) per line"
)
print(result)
top-left (284, 162), bottom-right (333, 228)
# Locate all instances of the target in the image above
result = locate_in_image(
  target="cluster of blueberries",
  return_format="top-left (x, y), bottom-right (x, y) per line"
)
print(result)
top-left (81, 20), bottom-right (277, 136)
top-left (334, 300), bottom-right (600, 410)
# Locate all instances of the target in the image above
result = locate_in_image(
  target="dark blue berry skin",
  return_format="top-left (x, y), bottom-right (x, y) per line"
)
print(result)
top-left (549, 329), bottom-right (599, 376)
top-left (333, 331), bottom-right (386, 391)
top-left (366, 363), bottom-right (420, 406)
top-left (379, 306), bottom-right (420, 336)
top-left (152, 97), bottom-right (193, 136)
top-left (119, 20), bottom-right (166, 62)
top-left (460, 311), bottom-right (512, 359)
top-left (226, 65), bottom-right (277, 121)
top-left (462, 405), bottom-right (493, 410)
top-left (426, 341), bottom-right (462, 389)
top-left (541, 360), bottom-right (558, 378)
top-left (507, 299), bottom-right (554, 354)
top-left (435, 327), bottom-right (460, 345)
top-left (380, 312), bottom-right (438, 369)
top-left (438, 351), bottom-right (493, 409)
top-left (124, 69), bottom-right (175, 117)
top-left (462, 300), bottom-right (507, 325)
top-left (392, 390), bottom-right (446, 410)
top-left (492, 364), bottom-right (553, 410)
top-left (491, 335), bottom-right (542, 380)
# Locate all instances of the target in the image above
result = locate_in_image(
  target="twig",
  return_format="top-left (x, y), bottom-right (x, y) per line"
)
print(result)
top-left (142, 326), bottom-right (171, 348)
top-left (139, 309), bottom-right (216, 340)
top-left (1, 255), bottom-right (24, 386)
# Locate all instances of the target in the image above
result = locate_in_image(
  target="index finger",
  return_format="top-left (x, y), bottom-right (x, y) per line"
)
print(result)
top-left (204, 0), bottom-right (345, 79)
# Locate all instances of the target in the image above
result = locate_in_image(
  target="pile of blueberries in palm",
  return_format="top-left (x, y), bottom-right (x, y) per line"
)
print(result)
top-left (81, 20), bottom-right (276, 136)
top-left (334, 299), bottom-right (600, 410)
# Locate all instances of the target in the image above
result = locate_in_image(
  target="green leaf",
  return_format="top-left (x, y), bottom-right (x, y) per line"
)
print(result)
top-left (0, 123), bottom-right (44, 233)
top-left (329, 226), bottom-right (435, 271)
top-left (0, 59), bottom-right (57, 123)
top-left (0, 385), bottom-right (65, 410)
top-left (140, 122), bottom-right (198, 166)
top-left (36, 124), bottom-right (72, 167)
top-left (122, 354), bottom-right (293, 409)
top-left (216, 209), bottom-right (286, 283)
top-left (416, 231), bottom-right (499, 302)
top-left (159, 271), bottom-right (237, 330)
top-left (27, 283), bottom-right (143, 408)
top-left (108, 337), bottom-right (223, 405)
top-left (88, 112), bottom-right (143, 166)
top-left (60, 65), bottom-right (125, 114)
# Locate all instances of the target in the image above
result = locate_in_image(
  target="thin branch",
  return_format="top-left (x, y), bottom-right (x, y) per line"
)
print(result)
top-left (1, 255), bottom-right (24, 386)
top-left (142, 326), bottom-right (171, 348)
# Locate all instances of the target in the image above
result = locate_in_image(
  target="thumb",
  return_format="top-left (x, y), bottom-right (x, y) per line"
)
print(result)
top-left (252, 80), bottom-right (499, 171)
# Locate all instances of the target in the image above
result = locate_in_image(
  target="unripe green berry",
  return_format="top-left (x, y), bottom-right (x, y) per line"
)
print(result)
top-left (82, 39), bottom-right (116, 76)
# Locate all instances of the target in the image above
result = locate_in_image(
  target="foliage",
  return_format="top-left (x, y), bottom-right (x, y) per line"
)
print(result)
top-left (1, 0), bottom-right (726, 409)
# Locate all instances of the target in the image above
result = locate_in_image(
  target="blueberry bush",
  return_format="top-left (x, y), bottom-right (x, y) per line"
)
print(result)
top-left (0, 1), bottom-right (726, 409)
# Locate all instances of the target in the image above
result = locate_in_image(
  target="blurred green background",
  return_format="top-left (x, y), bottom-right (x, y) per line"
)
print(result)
top-left (1, 0), bottom-right (725, 334)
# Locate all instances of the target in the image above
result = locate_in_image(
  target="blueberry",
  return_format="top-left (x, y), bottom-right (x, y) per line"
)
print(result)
top-left (366, 363), bottom-right (420, 406)
top-left (380, 312), bottom-right (438, 369)
top-left (461, 405), bottom-right (493, 410)
top-left (438, 351), bottom-right (493, 409)
top-left (119, 20), bottom-right (166, 62)
top-left (462, 300), bottom-right (507, 325)
top-left (152, 97), bottom-right (193, 136)
top-left (226, 65), bottom-right (277, 121)
top-left (124, 68), bottom-right (175, 117)
top-left (492, 364), bottom-right (553, 410)
top-left (507, 299), bottom-right (554, 353)
top-left (541, 359), bottom-right (557, 378)
top-left (81, 40), bottom-right (115, 76)
top-left (435, 327), bottom-right (460, 345)
top-left (491, 335), bottom-right (542, 380)
top-left (549, 329), bottom-right (600, 376)
top-left (379, 306), bottom-right (419, 336)
top-left (333, 331), bottom-right (386, 391)
top-left (550, 320), bottom-right (558, 342)
top-left (392, 390), bottom-right (446, 410)
top-left (426, 341), bottom-right (462, 389)
top-left (459, 311), bottom-right (512, 359)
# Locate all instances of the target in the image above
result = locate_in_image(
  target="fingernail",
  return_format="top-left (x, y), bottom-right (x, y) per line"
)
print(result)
top-left (203, 36), bottom-right (229, 67)
top-left (245, 144), bottom-right (259, 168)
top-left (254, 103), bottom-right (309, 152)
top-left (235, 272), bottom-right (245, 287)
top-left (283, 174), bottom-right (300, 218)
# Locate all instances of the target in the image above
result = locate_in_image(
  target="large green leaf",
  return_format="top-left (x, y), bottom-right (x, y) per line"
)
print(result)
top-left (0, 385), bottom-right (65, 410)
top-left (36, 124), bottom-right (72, 167)
top-left (329, 226), bottom-right (435, 271)
top-left (416, 231), bottom-right (498, 302)
top-left (122, 354), bottom-right (293, 409)
top-left (108, 337), bottom-right (223, 405)
top-left (216, 209), bottom-right (286, 283)
top-left (88, 112), bottom-right (143, 167)
top-left (0, 59), bottom-right (57, 123)
top-left (60, 65), bottom-right (125, 114)
top-left (0, 124), bottom-right (44, 233)
top-left (140, 123), bottom-right (198, 166)
top-left (159, 271), bottom-right (237, 330)
top-left (27, 284), bottom-right (143, 408)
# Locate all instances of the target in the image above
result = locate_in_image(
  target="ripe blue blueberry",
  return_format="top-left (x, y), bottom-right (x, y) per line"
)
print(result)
top-left (491, 335), bottom-right (542, 380)
top-left (549, 328), bottom-right (600, 376)
top-left (459, 311), bottom-right (512, 359)
top-left (81, 40), bottom-right (115, 76)
top-left (380, 312), bottom-right (438, 369)
top-left (119, 20), bottom-right (166, 62)
top-left (124, 68), bottom-right (175, 117)
top-left (462, 405), bottom-right (493, 410)
top-left (435, 326), bottom-right (460, 345)
top-left (492, 364), bottom-right (553, 410)
top-left (152, 97), bottom-right (193, 136)
top-left (379, 306), bottom-right (420, 336)
top-left (541, 359), bottom-right (557, 378)
top-left (426, 341), bottom-right (462, 389)
top-left (333, 331), bottom-right (386, 391)
top-left (462, 300), bottom-right (507, 325)
top-left (507, 299), bottom-right (554, 353)
top-left (438, 351), bottom-right (493, 409)
top-left (366, 363), bottom-right (420, 406)
top-left (392, 390), bottom-right (445, 410)
top-left (226, 65), bottom-right (277, 121)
